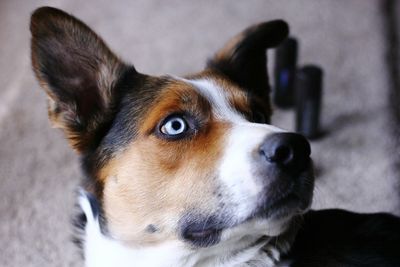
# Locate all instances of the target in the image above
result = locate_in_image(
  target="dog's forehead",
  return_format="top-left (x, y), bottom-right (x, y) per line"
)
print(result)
top-left (169, 74), bottom-right (254, 122)
top-left (182, 78), bottom-right (247, 122)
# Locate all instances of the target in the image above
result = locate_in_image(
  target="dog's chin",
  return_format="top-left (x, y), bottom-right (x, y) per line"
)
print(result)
top-left (181, 190), bottom-right (311, 249)
top-left (229, 193), bottom-right (309, 238)
top-left (252, 189), bottom-right (312, 222)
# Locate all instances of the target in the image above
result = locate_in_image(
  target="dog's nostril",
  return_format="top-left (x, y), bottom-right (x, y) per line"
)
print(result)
top-left (269, 145), bottom-right (293, 164)
top-left (260, 133), bottom-right (311, 172)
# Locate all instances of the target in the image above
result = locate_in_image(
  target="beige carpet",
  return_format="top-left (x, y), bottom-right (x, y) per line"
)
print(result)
top-left (1, 1), bottom-right (399, 266)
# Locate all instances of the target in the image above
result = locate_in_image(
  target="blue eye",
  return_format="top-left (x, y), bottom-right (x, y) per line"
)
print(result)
top-left (160, 116), bottom-right (188, 136)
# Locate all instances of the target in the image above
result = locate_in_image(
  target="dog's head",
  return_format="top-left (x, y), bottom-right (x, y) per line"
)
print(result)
top-left (31, 6), bottom-right (313, 259)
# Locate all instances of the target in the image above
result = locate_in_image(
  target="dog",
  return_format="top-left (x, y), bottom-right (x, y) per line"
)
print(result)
top-left (30, 6), bottom-right (313, 266)
top-left (30, 6), bottom-right (400, 267)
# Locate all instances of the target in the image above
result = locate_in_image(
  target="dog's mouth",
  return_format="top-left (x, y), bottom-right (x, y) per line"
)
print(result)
top-left (181, 191), bottom-right (307, 248)
top-left (254, 166), bottom-right (314, 220)
top-left (182, 224), bottom-right (223, 247)
top-left (181, 169), bottom-right (314, 248)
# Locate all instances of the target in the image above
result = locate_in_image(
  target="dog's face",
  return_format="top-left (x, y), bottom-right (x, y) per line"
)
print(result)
top-left (31, 6), bottom-right (313, 257)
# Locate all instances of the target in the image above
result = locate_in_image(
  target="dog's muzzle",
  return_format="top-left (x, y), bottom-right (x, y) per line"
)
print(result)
top-left (180, 132), bottom-right (314, 248)
top-left (252, 132), bottom-right (313, 220)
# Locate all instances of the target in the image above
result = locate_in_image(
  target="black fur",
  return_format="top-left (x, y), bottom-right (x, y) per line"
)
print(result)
top-left (207, 20), bottom-right (288, 101)
top-left (284, 209), bottom-right (400, 267)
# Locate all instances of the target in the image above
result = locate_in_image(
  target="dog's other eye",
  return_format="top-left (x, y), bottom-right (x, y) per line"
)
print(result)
top-left (160, 116), bottom-right (188, 136)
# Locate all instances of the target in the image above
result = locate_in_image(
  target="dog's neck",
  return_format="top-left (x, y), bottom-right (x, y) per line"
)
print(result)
top-left (79, 194), bottom-right (293, 267)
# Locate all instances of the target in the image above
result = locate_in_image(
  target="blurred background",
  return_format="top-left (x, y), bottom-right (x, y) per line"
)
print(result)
top-left (1, 0), bottom-right (399, 266)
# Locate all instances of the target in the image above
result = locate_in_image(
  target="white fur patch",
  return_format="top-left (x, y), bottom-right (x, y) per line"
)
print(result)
top-left (187, 78), bottom-right (246, 122)
top-left (218, 122), bottom-right (284, 221)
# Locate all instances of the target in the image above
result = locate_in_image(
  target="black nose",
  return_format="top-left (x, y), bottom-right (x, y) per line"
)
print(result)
top-left (259, 133), bottom-right (311, 172)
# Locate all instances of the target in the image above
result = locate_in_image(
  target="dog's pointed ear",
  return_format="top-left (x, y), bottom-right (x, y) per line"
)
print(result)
top-left (31, 7), bottom-right (134, 153)
top-left (207, 20), bottom-right (289, 99)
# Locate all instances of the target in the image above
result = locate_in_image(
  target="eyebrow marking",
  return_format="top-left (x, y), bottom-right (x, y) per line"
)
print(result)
top-left (184, 78), bottom-right (246, 122)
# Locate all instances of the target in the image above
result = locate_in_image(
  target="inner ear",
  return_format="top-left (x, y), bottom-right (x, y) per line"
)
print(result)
top-left (31, 7), bottom-right (135, 152)
top-left (207, 20), bottom-right (289, 101)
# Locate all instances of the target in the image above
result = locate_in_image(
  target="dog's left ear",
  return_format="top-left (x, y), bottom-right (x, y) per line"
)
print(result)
top-left (30, 7), bottom-right (133, 153)
top-left (207, 20), bottom-right (289, 100)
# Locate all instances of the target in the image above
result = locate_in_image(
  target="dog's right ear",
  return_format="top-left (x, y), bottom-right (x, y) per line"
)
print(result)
top-left (207, 20), bottom-right (289, 101)
top-left (31, 7), bottom-right (134, 153)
